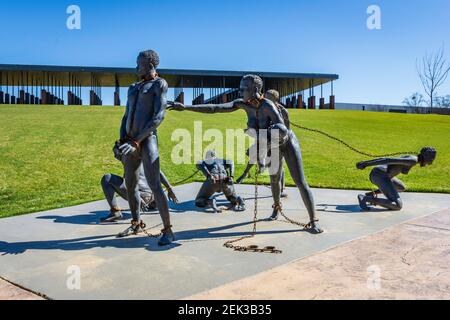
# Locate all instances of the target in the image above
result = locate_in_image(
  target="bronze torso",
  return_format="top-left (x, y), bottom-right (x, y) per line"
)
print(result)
top-left (126, 78), bottom-right (166, 139)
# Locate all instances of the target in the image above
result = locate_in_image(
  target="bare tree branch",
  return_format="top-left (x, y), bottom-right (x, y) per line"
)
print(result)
top-left (403, 92), bottom-right (426, 107)
top-left (417, 46), bottom-right (450, 109)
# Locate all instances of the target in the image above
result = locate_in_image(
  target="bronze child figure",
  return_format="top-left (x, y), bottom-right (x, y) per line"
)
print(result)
top-left (356, 147), bottom-right (437, 211)
top-left (195, 150), bottom-right (246, 213)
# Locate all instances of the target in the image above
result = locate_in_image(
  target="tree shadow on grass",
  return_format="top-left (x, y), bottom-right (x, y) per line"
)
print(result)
top-left (0, 220), bottom-right (304, 255)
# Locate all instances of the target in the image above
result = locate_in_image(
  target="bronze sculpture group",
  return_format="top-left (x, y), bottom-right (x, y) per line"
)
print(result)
top-left (102, 50), bottom-right (437, 247)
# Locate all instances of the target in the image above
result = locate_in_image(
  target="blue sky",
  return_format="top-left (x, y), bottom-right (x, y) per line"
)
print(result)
top-left (0, 0), bottom-right (449, 105)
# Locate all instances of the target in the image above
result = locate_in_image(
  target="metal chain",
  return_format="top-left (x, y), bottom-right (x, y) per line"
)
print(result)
top-left (172, 169), bottom-right (201, 186)
top-left (290, 121), bottom-right (416, 158)
top-left (223, 166), bottom-right (282, 254)
top-left (163, 118), bottom-right (417, 253)
top-left (279, 208), bottom-right (318, 230)
top-left (139, 221), bottom-right (163, 239)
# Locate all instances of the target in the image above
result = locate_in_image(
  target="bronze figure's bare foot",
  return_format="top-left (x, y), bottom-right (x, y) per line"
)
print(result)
top-left (306, 221), bottom-right (324, 234)
top-left (268, 204), bottom-right (281, 221)
top-left (158, 227), bottom-right (175, 246)
top-left (358, 194), bottom-right (371, 211)
top-left (117, 220), bottom-right (146, 238)
top-left (100, 207), bottom-right (123, 223)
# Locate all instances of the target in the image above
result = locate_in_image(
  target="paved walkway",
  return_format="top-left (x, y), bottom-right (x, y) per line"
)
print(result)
top-left (0, 183), bottom-right (449, 299)
top-left (0, 277), bottom-right (43, 300)
top-left (189, 209), bottom-right (450, 300)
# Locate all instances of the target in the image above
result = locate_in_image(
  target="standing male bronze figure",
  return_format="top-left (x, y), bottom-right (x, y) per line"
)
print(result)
top-left (169, 75), bottom-right (322, 234)
top-left (117, 50), bottom-right (174, 245)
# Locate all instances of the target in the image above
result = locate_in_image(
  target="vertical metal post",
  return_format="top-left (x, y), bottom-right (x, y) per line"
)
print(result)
top-left (329, 80), bottom-right (335, 110)
top-left (5, 72), bottom-right (10, 104)
top-left (11, 73), bottom-right (16, 104)
top-left (0, 71), bottom-right (3, 104)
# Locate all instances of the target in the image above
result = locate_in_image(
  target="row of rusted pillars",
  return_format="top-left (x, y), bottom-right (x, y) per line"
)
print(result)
top-left (285, 94), bottom-right (336, 109)
top-left (187, 90), bottom-right (335, 109)
top-left (283, 81), bottom-right (336, 109)
top-left (89, 74), bottom-right (102, 105)
top-left (0, 71), bottom-right (82, 105)
top-left (65, 73), bottom-right (82, 105)
top-left (185, 79), bottom-right (336, 109)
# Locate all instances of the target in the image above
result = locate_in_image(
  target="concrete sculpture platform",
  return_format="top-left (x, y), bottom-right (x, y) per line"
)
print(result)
top-left (0, 183), bottom-right (449, 300)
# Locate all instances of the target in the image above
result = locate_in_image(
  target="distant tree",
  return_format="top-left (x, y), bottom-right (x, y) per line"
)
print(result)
top-left (403, 92), bottom-right (426, 107)
top-left (416, 46), bottom-right (450, 110)
top-left (434, 95), bottom-right (450, 108)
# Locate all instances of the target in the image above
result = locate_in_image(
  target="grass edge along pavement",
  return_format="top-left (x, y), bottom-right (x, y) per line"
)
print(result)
top-left (0, 104), bottom-right (449, 218)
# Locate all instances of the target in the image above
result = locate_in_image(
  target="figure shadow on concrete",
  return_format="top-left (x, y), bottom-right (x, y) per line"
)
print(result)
top-left (36, 196), bottom-right (249, 226)
top-left (0, 219), bottom-right (304, 255)
top-left (316, 204), bottom-right (386, 214)
top-left (37, 211), bottom-right (133, 226)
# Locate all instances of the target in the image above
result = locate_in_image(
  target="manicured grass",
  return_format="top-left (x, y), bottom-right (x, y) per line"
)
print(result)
top-left (0, 104), bottom-right (449, 218)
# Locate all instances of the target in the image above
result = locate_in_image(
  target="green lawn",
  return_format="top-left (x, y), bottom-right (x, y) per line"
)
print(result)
top-left (0, 105), bottom-right (449, 218)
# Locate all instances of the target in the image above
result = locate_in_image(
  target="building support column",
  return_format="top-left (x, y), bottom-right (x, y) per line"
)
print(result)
top-left (296, 94), bottom-right (302, 109)
top-left (41, 89), bottom-right (47, 105)
top-left (30, 76), bottom-right (36, 105)
top-left (310, 96), bottom-right (316, 109)
top-left (329, 81), bottom-right (335, 110)
top-left (4, 71), bottom-right (10, 103)
top-left (114, 75), bottom-right (120, 106)
top-left (319, 97), bottom-right (325, 109)
top-left (291, 95), bottom-right (297, 109)
top-left (68, 91), bottom-right (73, 105)
top-left (329, 95), bottom-right (335, 110)
top-left (79, 82), bottom-right (82, 105)
top-left (25, 74), bottom-right (30, 104)
top-left (90, 90), bottom-right (95, 105)
top-left (0, 72), bottom-right (3, 104)
top-left (11, 82), bottom-right (16, 104)
top-left (18, 90), bottom-right (24, 104)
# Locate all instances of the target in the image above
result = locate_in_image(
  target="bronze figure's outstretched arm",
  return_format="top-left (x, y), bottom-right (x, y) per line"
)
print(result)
top-left (168, 100), bottom-right (242, 113)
